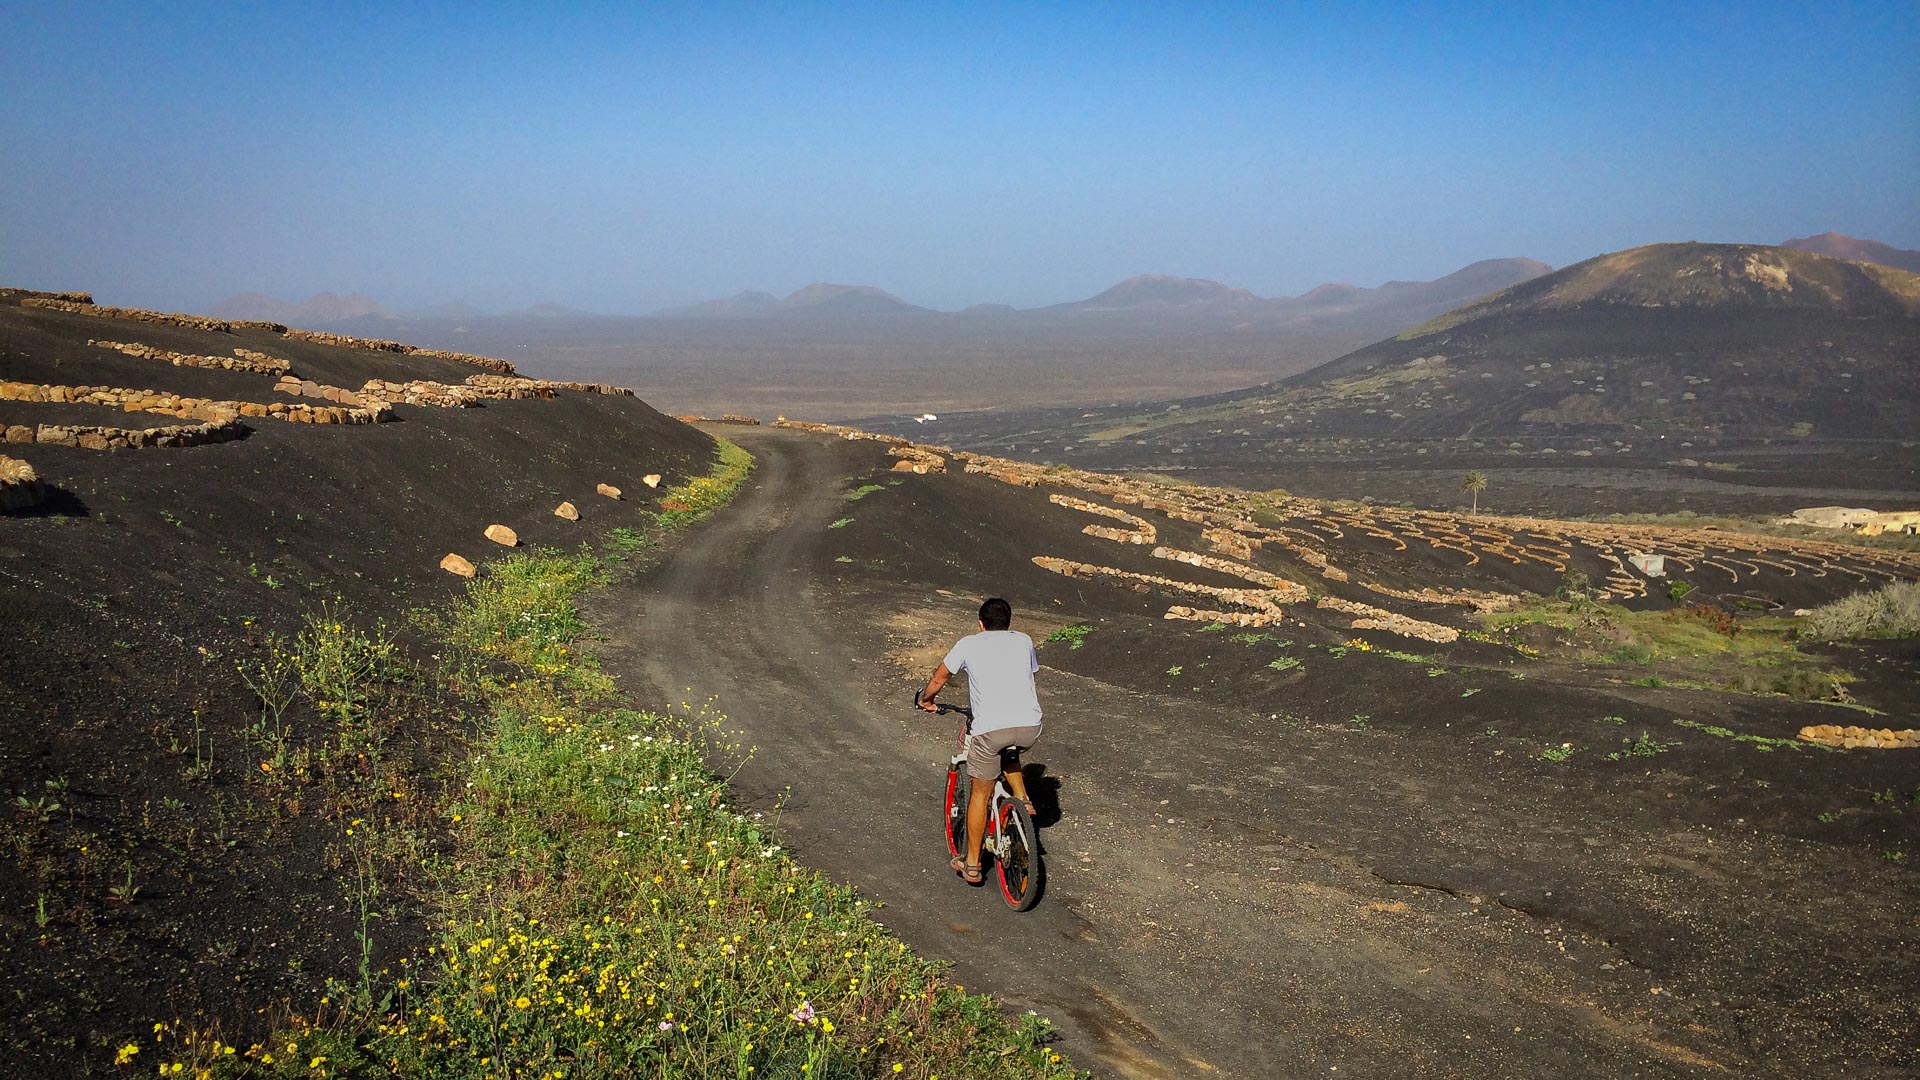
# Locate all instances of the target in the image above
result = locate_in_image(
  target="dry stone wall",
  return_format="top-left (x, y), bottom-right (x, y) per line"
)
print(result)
top-left (359, 379), bottom-right (482, 408)
top-left (91, 339), bottom-right (290, 376)
top-left (2, 288), bottom-right (93, 303)
top-left (14, 293), bottom-right (535, 377)
top-left (273, 376), bottom-right (398, 418)
top-left (278, 330), bottom-right (519, 375)
top-left (467, 374), bottom-right (634, 397)
top-left (0, 381), bottom-right (385, 429)
top-left (1798, 724), bottom-right (1919, 750)
top-left (21, 298), bottom-right (232, 332)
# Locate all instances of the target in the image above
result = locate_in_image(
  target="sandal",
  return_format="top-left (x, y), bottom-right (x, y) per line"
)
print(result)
top-left (949, 855), bottom-right (983, 885)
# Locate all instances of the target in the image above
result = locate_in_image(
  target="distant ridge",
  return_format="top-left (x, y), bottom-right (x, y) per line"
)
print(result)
top-left (1052, 274), bottom-right (1261, 311)
top-left (654, 258), bottom-right (1551, 324)
top-left (1781, 232), bottom-right (1920, 274)
top-left (655, 283), bottom-right (923, 319)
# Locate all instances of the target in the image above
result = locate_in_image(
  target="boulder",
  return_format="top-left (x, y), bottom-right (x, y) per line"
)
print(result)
top-left (554, 501), bottom-right (579, 521)
top-left (4, 425), bottom-right (30, 444)
top-left (643, 474), bottom-right (662, 488)
top-left (485, 524), bottom-right (519, 547)
top-left (597, 483), bottom-right (622, 499)
top-left (440, 553), bottom-right (477, 578)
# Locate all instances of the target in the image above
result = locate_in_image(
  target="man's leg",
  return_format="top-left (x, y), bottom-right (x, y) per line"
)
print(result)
top-left (966, 775), bottom-right (994, 869)
top-left (1000, 752), bottom-right (1033, 810)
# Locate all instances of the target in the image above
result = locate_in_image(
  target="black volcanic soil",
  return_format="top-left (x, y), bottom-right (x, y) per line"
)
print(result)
top-left (0, 295), bottom-right (714, 1074)
top-left (597, 427), bottom-right (1918, 1079)
top-left (6, 291), bottom-right (1919, 1078)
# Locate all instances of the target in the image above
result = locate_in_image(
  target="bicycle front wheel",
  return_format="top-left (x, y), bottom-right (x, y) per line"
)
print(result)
top-left (943, 764), bottom-right (969, 859)
top-left (995, 799), bottom-right (1042, 911)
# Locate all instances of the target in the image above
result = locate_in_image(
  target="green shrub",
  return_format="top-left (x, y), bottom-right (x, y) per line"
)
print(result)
top-left (1044, 624), bottom-right (1094, 649)
top-left (1606, 643), bottom-right (1655, 666)
top-left (1801, 581), bottom-right (1920, 641)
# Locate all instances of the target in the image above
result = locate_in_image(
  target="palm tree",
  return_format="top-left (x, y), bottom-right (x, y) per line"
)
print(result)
top-left (1461, 471), bottom-right (1488, 513)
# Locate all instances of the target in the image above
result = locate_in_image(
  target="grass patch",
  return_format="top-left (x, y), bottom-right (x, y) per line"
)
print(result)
top-left (1671, 717), bottom-right (1820, 753)
top-left (1043, 624), bottom-right (1094, 649)
top-left (827, 517), bottom-right (853, 529)
top-left (140, 442), bottom-right (1080, 1079)
top-left (844, 484), bottom-right (886, 501)
top-left (1267, 657), bottom-right (1302, 673)
top-left (653, 438), bottom-right (754, 529)
top-left (1605, 732), bottom-right (1674, 760)
top-left (1483, 596), bottom-right (1851, 699)
top-left (607, 526), bottom-right (653, 554)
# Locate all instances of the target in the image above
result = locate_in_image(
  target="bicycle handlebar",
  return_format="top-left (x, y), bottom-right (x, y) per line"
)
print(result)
top-left (913, 691), bottom-right (972, 720)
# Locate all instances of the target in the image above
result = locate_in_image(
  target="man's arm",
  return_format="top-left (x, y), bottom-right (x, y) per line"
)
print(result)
top-left (918, 663), bottom-right (952, 711)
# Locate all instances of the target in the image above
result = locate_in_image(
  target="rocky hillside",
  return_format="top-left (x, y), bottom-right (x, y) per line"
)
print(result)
top-left (862, 244), bottom-right (1920, 514)
top-left (1121, 242), bottom-right (1920, 440)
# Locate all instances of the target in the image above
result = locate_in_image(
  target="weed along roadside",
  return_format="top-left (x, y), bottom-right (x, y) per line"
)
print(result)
top-left (135, 438), bottom-right (1080, 1079)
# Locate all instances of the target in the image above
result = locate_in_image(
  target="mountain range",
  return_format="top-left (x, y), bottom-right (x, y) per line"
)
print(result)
top-left (652, 258), bottom-right (1555, 328)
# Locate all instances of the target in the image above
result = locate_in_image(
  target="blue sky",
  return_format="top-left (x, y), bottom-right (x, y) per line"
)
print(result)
top-left (2, 2), bottom-right (1914, 313)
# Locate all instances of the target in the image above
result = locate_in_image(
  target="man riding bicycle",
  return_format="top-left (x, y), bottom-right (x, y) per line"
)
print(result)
top-left (918, 597), bottom-right (1041, 885)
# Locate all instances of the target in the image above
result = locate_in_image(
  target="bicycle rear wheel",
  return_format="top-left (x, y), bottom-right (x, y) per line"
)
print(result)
top-left (942, 764), bottom-right (969, 859)
top-left (995, 799), bottom-right (1042, 911)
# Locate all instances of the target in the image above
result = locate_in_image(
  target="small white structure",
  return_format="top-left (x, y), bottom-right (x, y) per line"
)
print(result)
top-left (1628, 552), bottom-right (1666, 578)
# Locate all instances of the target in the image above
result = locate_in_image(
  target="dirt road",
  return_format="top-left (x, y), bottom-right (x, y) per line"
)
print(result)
top-left (592, 427), bottom-right (1871, 1079)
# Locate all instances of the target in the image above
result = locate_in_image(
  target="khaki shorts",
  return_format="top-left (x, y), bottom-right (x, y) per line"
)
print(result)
top-left (966, 725), bottom-right (1042, 783)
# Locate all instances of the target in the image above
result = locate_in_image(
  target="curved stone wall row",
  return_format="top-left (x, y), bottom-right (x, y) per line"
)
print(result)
top-left (14, 294), bottom-right (525, 376)
top-left (8, 418), bottom-right (243, 451)
top-left (0, 382), bottom-right (386, 426)
top-left (278, 330), bottom-right (518, 375)
top-left (359, 379), bottom-right (483, 408)
top-left (2, 288), bottom-right (93, 303)
top-left (1797, 724), bottom-right (1918, 750)
top-left (20, 297), bottom-right (232, 332)
top-left (91, 339), bottom-right (290, 376)
top-left (466, 374), bottom-right (635, 397)
top-left (685, 413), bottom-right (767, 425)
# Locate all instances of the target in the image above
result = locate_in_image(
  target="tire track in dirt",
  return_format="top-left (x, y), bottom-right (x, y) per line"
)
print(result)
top-left (591, 427), bottom-right (1736, 1080)
top-left (593, 429), bottom-right (1207, 1078)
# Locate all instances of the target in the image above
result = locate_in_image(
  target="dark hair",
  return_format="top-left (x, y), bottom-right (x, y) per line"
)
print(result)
top-left (979, 597), bottom-right (1013, 631)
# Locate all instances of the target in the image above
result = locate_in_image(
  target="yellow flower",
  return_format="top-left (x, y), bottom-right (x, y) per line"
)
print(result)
top-left (893, 1066), bottom-right (904, 1074)
top-left (515, 996), bottom-right (532, 1009)
top-left (114, 1044), bottom-right (140, 1065)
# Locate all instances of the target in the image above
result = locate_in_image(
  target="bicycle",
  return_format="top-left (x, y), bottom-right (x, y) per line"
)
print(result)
top-left (920, 696), bottom-right (1043, 911)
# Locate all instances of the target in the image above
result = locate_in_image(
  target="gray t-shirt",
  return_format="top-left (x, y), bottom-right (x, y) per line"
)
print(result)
top-left (943, 629), bottom-right (1043, 735)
